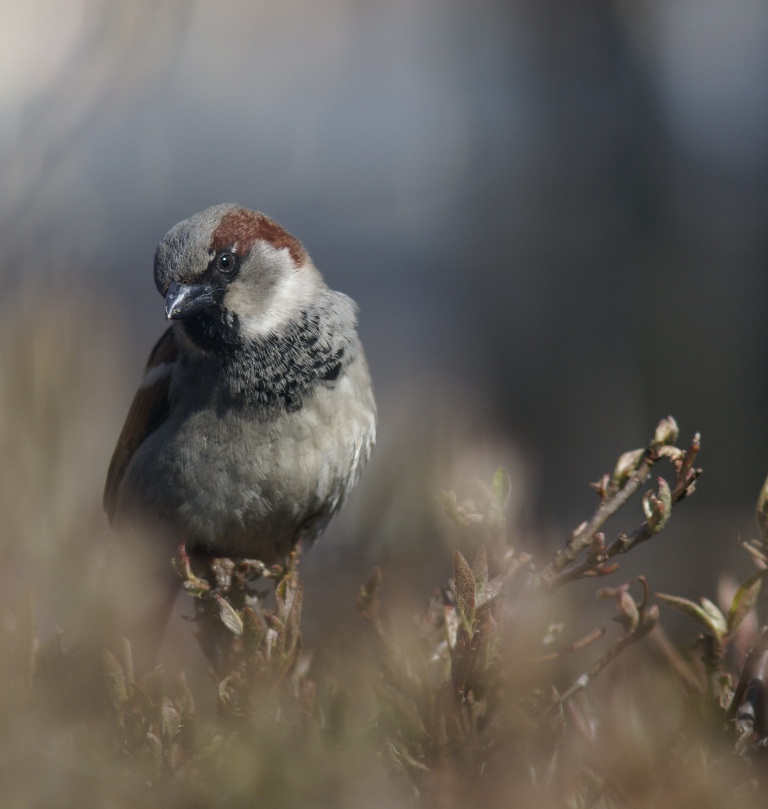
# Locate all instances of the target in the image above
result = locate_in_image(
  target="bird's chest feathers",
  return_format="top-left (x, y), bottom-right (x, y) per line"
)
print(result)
top-left (159, 331), bottom-right (357, 509)
top-left (144, 372), bottom-right (365, 554)
top-left (178, 306), bottom-right (350, 412)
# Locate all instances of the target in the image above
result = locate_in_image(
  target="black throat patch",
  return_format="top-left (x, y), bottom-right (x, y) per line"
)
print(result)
top-left (181, 305), bottom-right (350, 413)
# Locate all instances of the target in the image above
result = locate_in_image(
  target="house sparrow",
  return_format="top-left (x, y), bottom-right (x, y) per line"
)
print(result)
top-left (104, 203), bottom-right (376, 568)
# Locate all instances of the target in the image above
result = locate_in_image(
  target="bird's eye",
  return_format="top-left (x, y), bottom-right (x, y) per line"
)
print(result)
top-left (215, 251), bottom-right (237, 274)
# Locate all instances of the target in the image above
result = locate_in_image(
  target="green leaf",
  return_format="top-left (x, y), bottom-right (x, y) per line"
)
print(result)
top-left (612, 449), bottom-right (644, 485)
top-left (182, 579), bottom-right (212, 598)
top-left (476, 574), bottom-right (505, 611)
top-left (356, 567), bottom-right (382, 618)
top-left (757, 473), bottom-right (768, 543)
top-left (144, 731), bottom-right (163, 762)
top-left (740, 538), bottom-right (768, 566)
top-left (492, 467), bottom-right (512, 509)
top-left (439, 490), bottom-right (470, 528)
top-left (119, 637), bottom-right (135, 686)
top-left (653, 416), bottom-right (679, 447)
top-left (542, 622), bottom-right (566, 646)
top-left (454, 551), bottom-right (476, 628)
top-left (242, 606), bottom-right (266, 654)
top-left (656, 593), bottom-right (726, 640)
top-left (275, 576), bottom-right (288, 610)
top-left (479, 609), bottom-right (499, 671)
top-left (471, 546), bottom-right (489, 590)
top-left (387, 741), bottom-right (430, 775)
top-left (102, 649), bottom-right (129, 709)
top-left (160, 698), bottom-right (181, 743)
top-left (727, 568), bottom-right (767, 633)
top-left (173, 671), bottom-right (195, 723)
top-left (374, 683), bottom-right (427, 745)
top-left (138, 665), bottom-right (165, 705)
top-left (173, 543), bottom-right (210, 598)
top-left (218, 674), bottom-right (244, 716)
top-left (451, 624), bottom-right (473, 696)
top-left (643, 478), bottom-right (672, 533)
top-left (214, 594), bottom-right (244, 636)
top-left (265, 614), bottom-right (285, 658)
top-left (699, 598), bottom-right (728, 638)
top-left (656, 477), bottom-right (672, 513)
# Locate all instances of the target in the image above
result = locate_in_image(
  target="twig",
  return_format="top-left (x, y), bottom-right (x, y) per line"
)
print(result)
top-left (542, 426), bottom-right (701, 589)
top-left (545, 579), bottom-right (659, 714)
top-left (542, 450), bottom-right (657, 581)
top-left (534, 627), bottom-right (606, 664)
top-left (647, 624), bottom-right (702, 694)
top-left (554, 631), bottom-right (641, 708)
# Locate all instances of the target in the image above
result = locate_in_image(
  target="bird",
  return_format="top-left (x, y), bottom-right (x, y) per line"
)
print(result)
top-left (101, 203), bottom-right (376, 661)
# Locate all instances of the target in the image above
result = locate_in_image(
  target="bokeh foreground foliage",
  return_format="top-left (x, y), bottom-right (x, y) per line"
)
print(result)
top-left (4, 417), bottom-right (768, 808)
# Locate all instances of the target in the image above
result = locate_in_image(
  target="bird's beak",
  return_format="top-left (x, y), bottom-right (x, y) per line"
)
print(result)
top-left (165, 281), bottom-right (216, 320)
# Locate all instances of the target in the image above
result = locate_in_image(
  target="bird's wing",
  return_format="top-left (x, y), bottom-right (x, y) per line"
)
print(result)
top-left (103, 327), bottom-right (179, 522)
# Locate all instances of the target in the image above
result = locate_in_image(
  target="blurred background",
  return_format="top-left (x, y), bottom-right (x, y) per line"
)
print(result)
top-left (1, 0), bottom-right (768, 644)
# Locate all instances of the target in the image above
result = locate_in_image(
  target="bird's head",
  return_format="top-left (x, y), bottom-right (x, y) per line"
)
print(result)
top-left (154, 204), bottom-right (324, 349)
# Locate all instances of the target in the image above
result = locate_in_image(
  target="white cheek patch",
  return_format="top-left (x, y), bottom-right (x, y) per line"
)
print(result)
top-left (236, 251), bottom-right (318, 340)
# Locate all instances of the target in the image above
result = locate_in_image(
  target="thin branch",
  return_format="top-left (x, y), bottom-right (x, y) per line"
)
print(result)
top-left (554, 630), bottom-right (641, 708)
top-left (542, 427), bottom-right (701, 589)
top-left (545, 585), bottom-right (659, 714)
top-left (647, 624), bottom-right (702, 694)
top-left (542, 450), bottom-right (657, 581)
top-left (534, 627), bottom-right (606, 664)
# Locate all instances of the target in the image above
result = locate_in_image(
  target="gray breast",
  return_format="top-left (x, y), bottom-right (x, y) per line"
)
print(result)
top-left (119, 342), bottom-right (376, 563)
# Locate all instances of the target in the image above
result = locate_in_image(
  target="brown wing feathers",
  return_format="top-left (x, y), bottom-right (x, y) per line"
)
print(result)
top-left (103, 328), bottom-right (178, 522)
